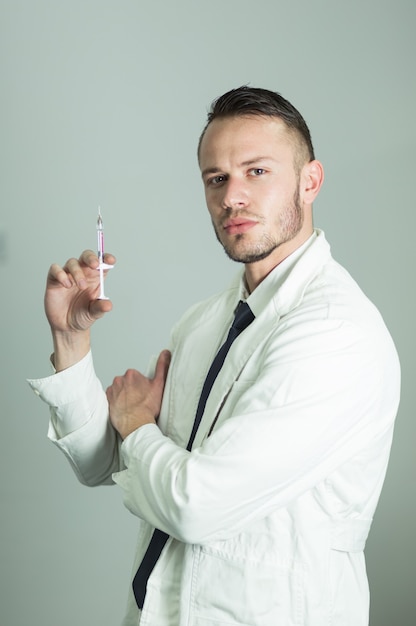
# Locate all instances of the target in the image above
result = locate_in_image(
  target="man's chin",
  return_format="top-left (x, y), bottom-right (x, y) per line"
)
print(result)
top-left (222, 244), bottom-right (276, 264)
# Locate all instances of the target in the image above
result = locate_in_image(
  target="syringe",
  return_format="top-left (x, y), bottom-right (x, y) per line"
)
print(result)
top-left (96, 206), bottom-right (113, 300)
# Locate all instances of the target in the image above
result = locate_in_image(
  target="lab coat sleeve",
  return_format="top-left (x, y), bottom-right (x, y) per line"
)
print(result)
top-left (28, 351), bottom-right (123, 486)
top-left (112, 315), bottom-right (400, 543)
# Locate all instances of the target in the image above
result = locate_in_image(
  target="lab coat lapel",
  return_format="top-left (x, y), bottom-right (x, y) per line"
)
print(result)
top-left (189, 230), bottom-right (332, 449)
top-left (191, 306), bottom-right (279, 449)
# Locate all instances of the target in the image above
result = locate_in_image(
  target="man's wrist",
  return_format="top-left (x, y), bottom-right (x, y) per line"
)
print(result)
top-left (120, 419), bottom-right (157, 442)
top-left (52, 329), bottom-right (91, 372)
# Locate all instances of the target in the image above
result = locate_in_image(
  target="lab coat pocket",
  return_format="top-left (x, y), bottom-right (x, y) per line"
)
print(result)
top-left (190, 537), bottom-right (305, 626)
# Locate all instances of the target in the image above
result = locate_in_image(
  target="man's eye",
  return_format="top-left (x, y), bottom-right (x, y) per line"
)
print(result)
top-left (209, 175), bottom-right (226, 185)
top-left (250, 168), bottom-right (266, 176)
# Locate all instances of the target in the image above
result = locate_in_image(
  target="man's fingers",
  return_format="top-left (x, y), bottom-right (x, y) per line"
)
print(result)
top-left (48, 250), bottom-right (116, 291)
top-left (79, 249), bottom-right (117, 268)
top-left (154, 350), bottom-right (171, 385)
top-left (89, 297), bottom-right (113, 319)
top-left (48, 263), bottom-right (73, 288)
top-left (63, 257), bottom-right (90, 289)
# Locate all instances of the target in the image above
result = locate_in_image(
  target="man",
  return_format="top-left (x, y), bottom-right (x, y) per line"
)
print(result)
top-left (29, 86), bottom-right (400, 625)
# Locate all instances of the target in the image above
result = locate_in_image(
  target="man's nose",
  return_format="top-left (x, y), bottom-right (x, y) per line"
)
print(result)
top-left (221, 177), bottom-right (248, 209)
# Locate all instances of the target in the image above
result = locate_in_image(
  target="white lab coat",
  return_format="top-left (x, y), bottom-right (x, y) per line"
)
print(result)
top-left (29, 230), bottom-right (400, 625)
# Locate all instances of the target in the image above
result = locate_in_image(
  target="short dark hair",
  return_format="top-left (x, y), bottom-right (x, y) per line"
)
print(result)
top-left (198, 85), bottom-right (315, 165)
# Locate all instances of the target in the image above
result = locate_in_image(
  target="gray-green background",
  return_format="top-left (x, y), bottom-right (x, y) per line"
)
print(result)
top-left (1, 1), bottom-right (414, 624)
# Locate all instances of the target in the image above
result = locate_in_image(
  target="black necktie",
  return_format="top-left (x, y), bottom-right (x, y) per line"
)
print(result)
top-left (132, 301), bottom-right (255, 609)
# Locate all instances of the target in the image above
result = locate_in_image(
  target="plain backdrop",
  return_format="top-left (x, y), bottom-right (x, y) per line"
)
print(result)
top-left (1, 1), bottom-right (415, 624)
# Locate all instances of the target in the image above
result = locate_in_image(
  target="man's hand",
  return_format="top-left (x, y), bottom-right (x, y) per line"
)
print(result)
top-left (45, 249), bottom-right (116, 333)
top-left (44, 250), bottom-right (116, 370)
top-left (107, 350), bottom-right (171, 440)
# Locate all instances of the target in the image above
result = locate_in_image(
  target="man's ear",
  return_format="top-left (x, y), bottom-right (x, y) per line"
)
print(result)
top-left (301, 160), bottom-right (324, 204)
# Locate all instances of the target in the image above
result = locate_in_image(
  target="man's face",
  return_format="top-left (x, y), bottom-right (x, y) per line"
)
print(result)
top-left (199, 115), bottom-right (311, 271)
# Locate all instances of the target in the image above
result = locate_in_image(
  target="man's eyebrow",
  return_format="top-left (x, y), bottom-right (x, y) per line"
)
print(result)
top-left (201, 166), bottom-right (222, 178)
top-left (240, 156), bottom-right (275, 167)
top-left (201, 156), bottom-right (275, 178)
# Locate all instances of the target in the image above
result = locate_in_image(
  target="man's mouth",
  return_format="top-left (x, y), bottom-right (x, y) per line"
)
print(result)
top-left (223, 217), bottom-right (258, 235)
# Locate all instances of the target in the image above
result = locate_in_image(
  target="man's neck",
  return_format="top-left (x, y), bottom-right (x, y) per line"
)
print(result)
top-left (244, 229), bottom-right (314, 293)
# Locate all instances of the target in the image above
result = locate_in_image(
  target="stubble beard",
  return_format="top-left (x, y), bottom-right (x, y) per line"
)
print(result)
top-left (214, 187), bottom-right (304, 264)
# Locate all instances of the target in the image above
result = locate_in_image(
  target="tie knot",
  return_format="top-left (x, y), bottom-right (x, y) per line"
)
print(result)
top-left (232, 301), bottom-right (255, 333)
